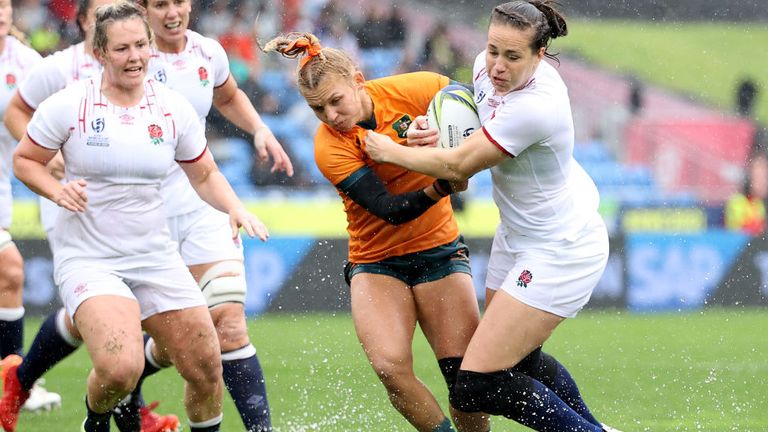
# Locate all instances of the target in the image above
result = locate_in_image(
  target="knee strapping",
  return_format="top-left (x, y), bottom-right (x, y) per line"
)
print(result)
top-left (199, 261), bottom-right (247, 308)
top-left (0, 231), bottom-right (12, 252)
top-left (451, 369), bottom-right (536, 416)
top-left (438, 357), bottom-right (462, 395)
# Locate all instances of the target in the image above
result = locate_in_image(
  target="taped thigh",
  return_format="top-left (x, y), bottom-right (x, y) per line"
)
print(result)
top-left (199, 261), bottom-right (247, 308)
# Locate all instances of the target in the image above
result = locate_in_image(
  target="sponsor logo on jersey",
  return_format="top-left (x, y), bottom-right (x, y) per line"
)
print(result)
top-left (148, 124), bottom-right (164, 145)
top-left (488, 97), bottom-right (500, 108)
top-left (119, 114), bottom-right (134, 125)
top-left (74, 282), bottom-right (88, 296)
top-left (392, 115), bottom-right (412, 139)
top-left (173, 59), bottom-right (185, 68)
top-left (198, 66), bottom-right (210, 87)
top-left (155, 69), bottom-right (167, 83)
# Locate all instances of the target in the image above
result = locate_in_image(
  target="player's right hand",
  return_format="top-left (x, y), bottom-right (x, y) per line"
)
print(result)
top-left (406, 115), bottom-right (439, 147)
top-left (55, 179), bottom-right (88, 212)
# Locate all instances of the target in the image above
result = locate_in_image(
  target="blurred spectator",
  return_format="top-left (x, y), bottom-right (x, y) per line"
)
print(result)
top-left (354, 3), bottom-right (406, 49)
top-left (197, 0), bottom-right (233, 38)
top-left (736, 77), bottom-right (758, 117)
top-left (725, 151), bottom-right (768, 236)
top-left (628, 75), bottom-right (644, 115)
top-left (418, 21), bottom-right (461, 77)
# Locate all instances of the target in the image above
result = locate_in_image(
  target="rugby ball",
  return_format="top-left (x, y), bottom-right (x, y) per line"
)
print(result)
top-left (426, 84), bottom-right (481, 149)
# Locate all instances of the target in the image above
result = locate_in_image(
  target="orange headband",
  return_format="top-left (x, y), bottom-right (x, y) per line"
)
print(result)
top-left (290, 34), bottom-right (323, 69)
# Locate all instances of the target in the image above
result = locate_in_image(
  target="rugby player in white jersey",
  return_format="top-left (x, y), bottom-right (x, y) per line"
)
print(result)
top-left (365, 1), bottom-right (621, 430)
top-left (12, 2), bottom-right (269, 431)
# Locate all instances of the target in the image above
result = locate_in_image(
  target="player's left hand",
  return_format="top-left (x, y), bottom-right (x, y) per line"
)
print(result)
top-left (253, 127), bottom-right (294, 176)
top-left (364, 131), bottom-right (398, 163)
top-left (229, 206), bottom-right (269, 242)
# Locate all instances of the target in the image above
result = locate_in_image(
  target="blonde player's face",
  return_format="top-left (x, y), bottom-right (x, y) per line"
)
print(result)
top-left (0, 0), bottom-right (12, 38)
top-left (145, 0), bottom-right (192, 51)
top-left (305, 74), bottom-right (366, 132)
top-left (485, 23), bottom-right (545, 96)
top-left (101, 17), bottom-right (150, 90)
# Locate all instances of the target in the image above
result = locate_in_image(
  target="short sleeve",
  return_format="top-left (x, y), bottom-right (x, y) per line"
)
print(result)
top-left (172, 92), bottom-right (207, 161)
top-left (314, 127), bottom-right (366, 187)
top-left (482, 97), bottom-right (549, 157)
top-left (26, 90), bottom-right (72, 150)
top-left (203, 37), bottom-right (230, 88)
top-left (17, 55), bottom-right (67, 110)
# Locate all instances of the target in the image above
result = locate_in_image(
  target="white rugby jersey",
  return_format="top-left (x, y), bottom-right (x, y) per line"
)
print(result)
top-left (16, 41), bottom-right (101, 232)
top-left (0, 36), bottom-right (41, 228)
top-left (473, 52), bottom-right (599, 241)
top-left (27, 74), bottom-right (206, 279)
top-left (148, 30), bottom-right (230, 217)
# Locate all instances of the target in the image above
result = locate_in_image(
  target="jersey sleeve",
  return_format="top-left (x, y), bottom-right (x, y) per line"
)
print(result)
top-left (314, 127), bottom-right (367, 187)
top-left (26, 90), bottom-right (73, 150)
top-left (17, 55), bottom-right (67, 110)
top-left (201, 35), bottom-right (230, 87)
top-left (172, 92), bottom-right (207, 161)
top-left (482, 94), bottom-right (550, 157)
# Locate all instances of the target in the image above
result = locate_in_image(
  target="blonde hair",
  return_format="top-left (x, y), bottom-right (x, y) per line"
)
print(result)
top-left (262, 32), bottom-right (357, 95)
top-left (93, 0), bottom-right (152, 57)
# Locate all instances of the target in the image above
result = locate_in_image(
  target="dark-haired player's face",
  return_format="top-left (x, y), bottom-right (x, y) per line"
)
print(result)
top-left (146, 0), bottom-right (191, 51)
top-left (100, 17), bottom-right (150, 91)
top-left (485, 23), bottom-right (544, 95)
top-left (305, 74), bottom-right (365, 132)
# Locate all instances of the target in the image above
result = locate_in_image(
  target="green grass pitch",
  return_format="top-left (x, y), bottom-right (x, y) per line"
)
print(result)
top-left (9, 308), bottom-right (767, 431)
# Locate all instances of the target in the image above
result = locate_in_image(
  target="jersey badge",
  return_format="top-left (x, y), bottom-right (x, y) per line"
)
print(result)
top-left (198, 66), bottom-right (210, 87)
top-left (475, 90), bottom-right (486, 105)
top-left (148, 124), bottom-right (164, 145)
top-left (392, 115), bottom-right (412, 139)
top-left (155, 69), bottom-right (167, 83)
top-left (91, 118), bottom-right (105, 133)
top-left (5, 73), bottom-right (16, 89)
top-left (516, 269), bottom-right (533, 288)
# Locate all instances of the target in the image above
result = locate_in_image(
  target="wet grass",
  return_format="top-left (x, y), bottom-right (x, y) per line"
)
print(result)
top-left (13, 308), bottom-right (767, 431)
top-left (551, 20), bottom-right (768, 125)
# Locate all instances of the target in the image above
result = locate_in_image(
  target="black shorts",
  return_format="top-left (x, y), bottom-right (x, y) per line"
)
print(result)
top-left (344, 236), bottom-right (471, 287)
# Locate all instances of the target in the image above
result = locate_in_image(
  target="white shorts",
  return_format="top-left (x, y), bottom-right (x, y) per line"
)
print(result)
top-left (166, 205), bottom-right (244, 266)
top-left (59, 257), bottom-right (206, 321)
top-left (485, 214), bottom-right (609, 318)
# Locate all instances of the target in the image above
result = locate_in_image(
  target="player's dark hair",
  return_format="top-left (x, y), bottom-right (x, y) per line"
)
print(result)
top-left (76, 0), bottom-right (93, 39)
top-left (491, 0), bottom-right (567, 63)
top-left (262, 32), bottom-right (357, 96)
top-left (93, 0), bottom-right (153, 57)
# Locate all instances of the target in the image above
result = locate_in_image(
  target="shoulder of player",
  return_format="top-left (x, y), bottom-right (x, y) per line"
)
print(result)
top-left (185, 29), bottom-right (225, 57)
top-left (6, 36), bottom-right (42, 63)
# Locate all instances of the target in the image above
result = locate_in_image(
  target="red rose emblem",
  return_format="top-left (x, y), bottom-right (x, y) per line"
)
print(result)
top-left (516, 270), bottom-right (533, 288)
top-left (6, 74), bottom-right (15, 86)
top-left (148, 124), bottom-right (163, 138)
top-left (198, 67), bottom-right (208, 81)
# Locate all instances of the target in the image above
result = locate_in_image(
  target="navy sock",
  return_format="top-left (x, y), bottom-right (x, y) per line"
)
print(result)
top-left (453, 369), bottom-right (601, 432)
top-left (222, 345), bottom-right (271, 432)
top-left (0, 315), bottom-right (23, 358)
top-left (533, 352), bottom-right (602, 427)
top-left (433, 417), bottom-right (456, 432)
top-left (84, 397), bottom-right (111, 432)
top-left (17, 310), bottom-right (79, 390)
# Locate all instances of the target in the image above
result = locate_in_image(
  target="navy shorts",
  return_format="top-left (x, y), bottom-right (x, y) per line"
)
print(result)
top-left (344, 236), bottom-right (471, 287)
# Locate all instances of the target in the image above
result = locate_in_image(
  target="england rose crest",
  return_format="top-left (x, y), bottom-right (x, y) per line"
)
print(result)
top-left (5, 73), bottom-right (15, 89)
top-left (148, 124), bottom-right (164, 145)
top-left (198, 66), bottom-right (209, 87)
top-left (516, 270), bottom-right (533, 288)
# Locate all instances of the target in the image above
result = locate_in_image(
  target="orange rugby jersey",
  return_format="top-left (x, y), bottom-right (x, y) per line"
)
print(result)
top-left (314, 72), bottom-right (459, 263)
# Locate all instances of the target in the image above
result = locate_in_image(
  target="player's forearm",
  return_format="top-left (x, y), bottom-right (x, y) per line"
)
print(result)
top-left (217, 89), bottom-right (268, 137)
top-left (388, 144), bottom-right (469, 181)
top-left (191, 170), bottom-right (246, 215)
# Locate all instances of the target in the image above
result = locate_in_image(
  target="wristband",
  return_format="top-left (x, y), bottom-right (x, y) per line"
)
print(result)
top-left (432, 179), bottom-right (452, 197)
